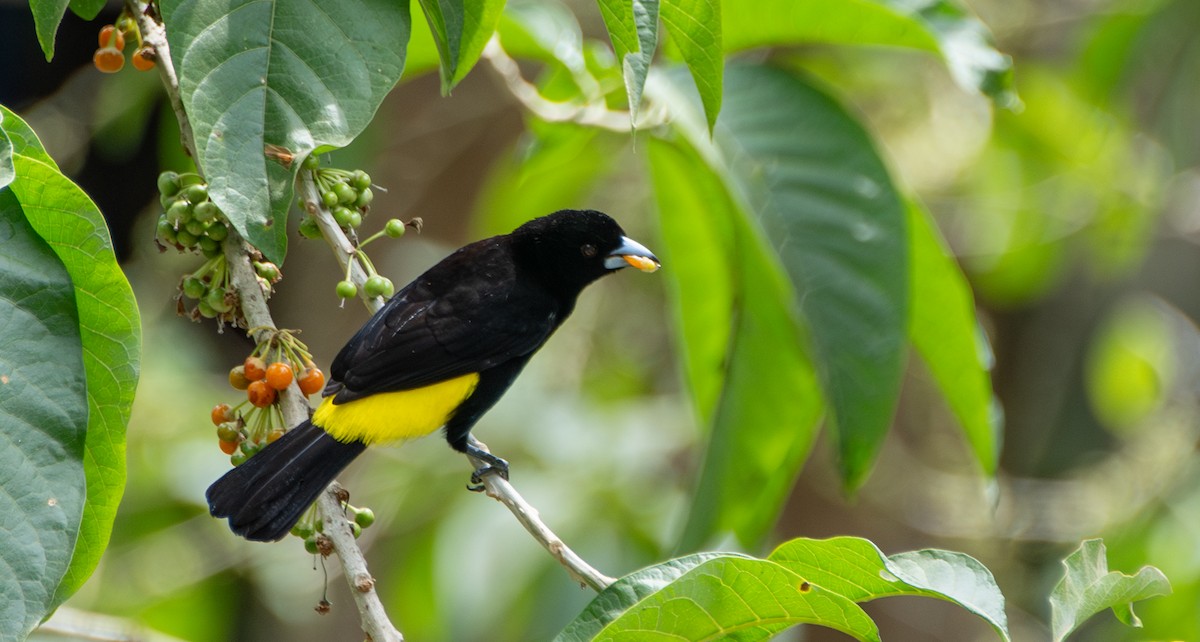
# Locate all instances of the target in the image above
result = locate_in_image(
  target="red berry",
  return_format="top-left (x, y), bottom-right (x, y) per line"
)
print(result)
top-left (298, 367), bottom-right (325, 396)
top-left (132, 47), bottom-right (156, 71)
top-left (244, 356), bottom-right (267, 381)
top-left (265, 362), bottom-right (294, 390)
top-left (211, 403), bottom-right (235, 426)
top-left (93, 47), bottom-right (124, 73)
top-left (99, 25), bottom-right (125, 51)
top-left (219, 439), bottom-right (239, 455)
top-left (247, 380), bottom-right (276, 407)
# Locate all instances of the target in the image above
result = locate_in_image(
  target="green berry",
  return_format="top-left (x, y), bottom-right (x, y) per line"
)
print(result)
top-left (157, 171), bottom-right (181, 197)
top-left (193, 201), bottom-right (220, 222)
top-left (182, 276), bottom-right (206, 299)
top-left (156, 218), bottom-right (178, 244)
top-left (363, 275), bottom-right (388, 298)
top-left (351, 170), bottom-right (371, 191)
top-left (334, 182), bottom-right (357, 205)
top-left (205, 288), bottom-right (233, 313)
top-left (384, 219), bottom-right (406, 238)
top-left (185, 219), bottom-right (206, 237)
top-left (198, 236), bottom-right (220, 254)
top-left (299, 216), bottom-right (322, 239)
top-left (230, 451), bottom-right (248, 466)
top-left (291, 522), bottom-right (314, 538)
top-left (241, 440), bottom-right (262, 457)
top-left (184, 184), bottom-right (208, 204)
top-left (354, 507), bottom-right (375, 528)
top-left (217, 422), bottom-right (240, 442)
top-left (347, 211), bottom-right (363, 229)
top-left (333, 206), bottom-right (355, 228)
top-left (302, 154), bottom-right (320, 170)
top-left (205, 222), bottom-right (229, 241)
top-left (321, 190), bottom-right (339, 208)
top-left (355, 187), bottom-right (374, 209)
top-left (349, 522), bottom-right (362, 539)
top-left (304, 535), bottom-right (319, 554)
top-left (336, 280), bottom-right (357, 299)
top-left (175, 229), bottom-right (198, 248)
top-left (166, 200), bottom-right (192, 225)
top-left (202, 245), bottom-right (223, 259)
top-left (255, 261), bottom-right (280, 281)
top-left (196, 299), bottom-right (217, 318)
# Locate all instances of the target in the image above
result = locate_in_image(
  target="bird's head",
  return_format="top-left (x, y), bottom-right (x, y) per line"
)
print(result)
top-left (512, 209), bottom-right (660, 295)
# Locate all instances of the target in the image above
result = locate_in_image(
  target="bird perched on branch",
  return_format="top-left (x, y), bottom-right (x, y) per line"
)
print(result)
top-left (207, 209), bottom-right (660, 541)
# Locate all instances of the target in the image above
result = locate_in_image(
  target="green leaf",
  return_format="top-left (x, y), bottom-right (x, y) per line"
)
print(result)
top-left (556, 552), bottom-right (738, 641)
top-left (650, 138), bottom-right (823, 550)
top-left (661, 0), bottom-right (723, 130)
top-left (417, 0), bottom-right (506, 93)
top-left (907, 202), bottom-right (999, 474)
top-left (712, 65), bottom-right (909, 490)
top-left (1050, 539), bottom-right (1171, 641)
top-left (721, 0), bottom-right (1016, 107)
top-left (770, 537), bottom-right (1011, 640)
top-left (0, 105), bottom-right (59, 170)
top-left (597, 0), bottom-right (659, 123)
top-left (565, 556), bottom-right (881, 642)
top-left (0, 113), bottom-right (12, 190)
top-left (28, 0), bottom-right (70, 60)
top-left (68, 0), bottom-right (107, 20)
top-left (159, 0), bottom-right (412, 263)
top-left (473, 121), bottom-right (623, 236)
top-left (0, 191), bottom-right (87, 642)
top-left (2, 107), bottom-right (142, 606)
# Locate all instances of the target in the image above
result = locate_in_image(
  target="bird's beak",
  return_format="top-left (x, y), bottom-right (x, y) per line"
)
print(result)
top-left (604, 236), bottom-right (660, 273)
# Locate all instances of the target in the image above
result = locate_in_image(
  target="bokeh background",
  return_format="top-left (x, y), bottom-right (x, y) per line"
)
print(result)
top-left (5, 0), bottom-right (1200, 639)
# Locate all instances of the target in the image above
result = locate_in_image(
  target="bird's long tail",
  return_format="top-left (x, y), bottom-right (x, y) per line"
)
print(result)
top-left (206, 419), bottom-right (366, 541)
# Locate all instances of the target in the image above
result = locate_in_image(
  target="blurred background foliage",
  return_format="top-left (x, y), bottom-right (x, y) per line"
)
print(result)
top-left (5, 0), bottom-right (1200, 640)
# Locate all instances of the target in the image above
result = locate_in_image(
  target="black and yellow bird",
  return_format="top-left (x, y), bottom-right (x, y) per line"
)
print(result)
top-left (207, 209), bottom-right (660, 541)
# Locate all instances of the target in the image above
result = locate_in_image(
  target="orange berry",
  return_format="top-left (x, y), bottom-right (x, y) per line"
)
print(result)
top-left (265, 361), bottom-right (294, 390)
top-left (267, 428), bottom-right (286, 443)
top-left (99, 25), bottom-right (125, 51)
top-left (211, 403), bottom-right (235, 426)
top-left (243, 356), bottom-right (267, 381)
top-left (132, 47), bottom-right (156, 71)
top-left (298, 367), bottom-right (325, 396)
top-left (229, 365), bottom-right (250, 390)
top-left (93, 47), bottom-right (124, 73)
top-left (247, 380), bottom-right (276, 407)
top-left (219, 439), bottom-right (239, 455)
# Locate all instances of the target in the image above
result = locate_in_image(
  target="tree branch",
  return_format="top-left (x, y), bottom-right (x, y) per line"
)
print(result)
top-left (129, 3), bottom-right (403, 640)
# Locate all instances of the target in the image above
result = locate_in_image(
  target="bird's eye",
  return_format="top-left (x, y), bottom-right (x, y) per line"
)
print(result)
top-left (581, 243), bottom-right (597, 258)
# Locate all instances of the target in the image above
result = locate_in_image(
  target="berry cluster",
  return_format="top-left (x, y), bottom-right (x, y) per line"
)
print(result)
top-left (93, 15), bottom-right (156, 74)
top-left (298, 155), bottom-right (375, 237)
top-left (291, 502), bottom-right (376, 554)
top-left (155, 172), bottom-right (230, 257)
top-left (217, 330), bottom-right (324, 465)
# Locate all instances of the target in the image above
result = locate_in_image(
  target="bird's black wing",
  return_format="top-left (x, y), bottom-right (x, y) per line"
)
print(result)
top-left (327, 240), bottom-right (559, 401)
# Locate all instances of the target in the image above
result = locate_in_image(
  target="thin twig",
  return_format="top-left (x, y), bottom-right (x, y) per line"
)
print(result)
top-left (129, 3), bottom-right (403, 640)
top-left (296, 173), bottom-right (616, 591)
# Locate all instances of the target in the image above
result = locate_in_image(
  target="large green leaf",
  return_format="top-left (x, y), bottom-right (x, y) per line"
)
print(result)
top-left (907, 202), bottom-right (999, 474)
top-left (0, 192), bottom-right (87, 641)
top-left (28, 0), bottom-right (70, 60)
top-left (597, 0), bottom-right (659, 123)
top-left (159, 0), bottom-right (412, 263)
top-left (416, 0), bottom-right (506, 92)
top-left (661, 0), bottom-right (723, 130)
top-left (769, 537), bottom-right (1010, 640)
top-left (722, 0), bottom-right (1016, 106)
top-left (565, 556), bottom-right (881, 641)
top-left (706, 64), bottom-right (910, 489)
top-left (2, 107), bottom-right (141, 607)
top-left (650, 138), bottom-right (823, 550)
top-left (1050, 539), bottom-right (1171, 641)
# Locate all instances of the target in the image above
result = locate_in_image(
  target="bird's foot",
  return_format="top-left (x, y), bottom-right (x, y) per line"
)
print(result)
top-left (464, 442), bottom-right (509, 492)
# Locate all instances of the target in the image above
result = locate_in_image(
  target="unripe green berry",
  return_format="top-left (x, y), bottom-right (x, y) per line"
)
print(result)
top-left (384, 219), bottom-right (406, 238)
top-left (364, 275), bottom-right (391, 298)
top-left (336, 280), bottom-right (357, 299)
top-left (184, 184), bottom-right (208, 204)
top-left (354, 507), bottom-right (375, 528)
top-left (198, 236), bottom-right (220, 254)
top-left (175, 229), bottom-right (198, 248)
top-left (230, 451), bottom-right (248, 466)
top-left (347, 211), bottom-right (363, 229)
top-left (351, 170), bottom-right (371, 191)
top-left (185, 219), bottom-right (206, 237)
top-left (157, 171), bottom-right (181, 197)
top-left (254, 261), bottom-right (280, 281)
top-left (193, 201), bottom-right (220, 222)
top-left (302, 153), bottom-right (320, 170)
top-left (196, 299), bottom-right (217, 318)
top-left (333, 206), bottom-right (355, 228)
top-left (182, 276), bottom-right (206, 299)
top-left (355, 187), bottom-right (374, 209)
top-left (335, 182), bottom-right (357, 205)
top-left (304, 535), bottom-right (319, 554)
top-left (205, 288), bottom-right (233, 313)
top-left (156, 218), bottom-right (177, 244)
top-left (166, 200), bottom-right (192, 225)
top-left (321, 190), bottom-right (339, 208)
top-left (217, 422), bottom-right (240, 442)
top-left (202, 245), bottom-right (223, 259)
top-left (205, 222), bottom-right (229, 241)
top-left (291, 523), bottom-right (314, 539)
top-left (349, 522), bottom-right (362, 538)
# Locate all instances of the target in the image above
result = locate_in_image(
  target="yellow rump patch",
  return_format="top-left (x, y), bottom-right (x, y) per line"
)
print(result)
top-left (313, 373), bottom-right (480, 445)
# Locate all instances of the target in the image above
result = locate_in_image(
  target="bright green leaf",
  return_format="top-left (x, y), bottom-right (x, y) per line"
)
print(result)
top-left (1050, 539), bottom-right (1171, 641)
top-left (0, 191), bottom-right (87, 642)
top-left (2, 107), bottom-right (142, 606)
top-left (0, 105), bottom-right (59, 170)
top-left (907, 202), bottom-right (999, 474)
top-left (650, 138), bottom-right (823, 550)
top-left (721, 0), bottom-right (1016, 107)
top-left (712, 64), bottom-right (909, 490)
top-left (770, 537), bottom-right (1011, 640)
top-left (661, 0), bottom-right (722, 130)
top-left (569, 556), bottom-right (881, 641)
top-left (597, 0), bottom-right (660, 124)
top-left (159, 0), bottom-right (412, 263)
top-left (417, 0), bottom-right (506, 92)
top-left (68, 0), bottom-right (106, 20)
top-left (556, 552), bottom-right (739, 641)
top-left (28, 0), bottom-right (70, 60)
